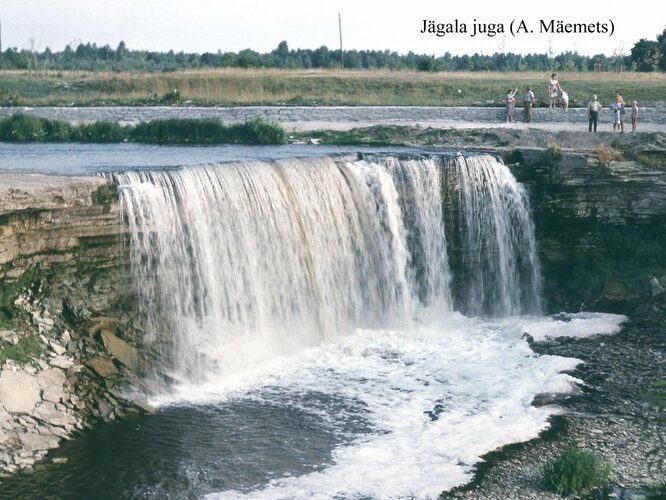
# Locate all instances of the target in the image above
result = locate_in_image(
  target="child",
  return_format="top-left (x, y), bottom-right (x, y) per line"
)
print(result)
top-left (631, 100), bottom-right (639, 132)
top-left (505, 88), bottom-right (517, 122)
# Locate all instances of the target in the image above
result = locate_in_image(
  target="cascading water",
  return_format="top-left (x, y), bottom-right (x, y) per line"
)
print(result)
top-left (452, 154), bottom-right (543, 316)
top-left (115, 153), bottom-right (541, 387)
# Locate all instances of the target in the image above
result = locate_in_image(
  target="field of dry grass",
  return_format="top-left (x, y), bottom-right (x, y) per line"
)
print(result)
top-left (1, 68), bottom-right (665, 107)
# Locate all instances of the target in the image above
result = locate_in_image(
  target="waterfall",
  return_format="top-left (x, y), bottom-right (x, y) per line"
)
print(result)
top-left (452, 155), bottom-right (542, 316)
top-left (115, 154), bottom-right (541, 386)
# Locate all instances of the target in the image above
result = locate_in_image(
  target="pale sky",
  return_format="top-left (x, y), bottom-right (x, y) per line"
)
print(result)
top-left (1, 0), bottom-right (663, 57)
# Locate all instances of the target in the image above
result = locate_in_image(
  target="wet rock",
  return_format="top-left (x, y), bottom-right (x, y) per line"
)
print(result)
top-left (0, 371), bottom-right (41, 414)
top-left (97, 400), bottom-right (114, 420)
top-left (131, 399), bottom-right (156, 414)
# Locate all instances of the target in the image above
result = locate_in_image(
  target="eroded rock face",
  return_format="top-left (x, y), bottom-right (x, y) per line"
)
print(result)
top-left (0, 175), bottom-right (149, 475)
top-left (506, 151), bottom-right (666, 313)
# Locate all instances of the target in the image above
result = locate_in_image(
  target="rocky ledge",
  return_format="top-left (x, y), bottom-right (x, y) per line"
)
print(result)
top-left (0, 174), bottom-right (151, 475)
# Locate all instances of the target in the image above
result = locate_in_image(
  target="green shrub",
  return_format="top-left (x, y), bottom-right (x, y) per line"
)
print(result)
top-left (0, 114), bottom-right (74, 142)
top-left (543, 447), bottom-right (610, 496)
top-left (131, 117), bottom-right (284, 144)
top-left (130, 118), bottom-right (229, 143)
top-left (0, 115), bottom-right (285, 145)
top-left (159, 89), bottom-right (182, 104)
top-left (0, 114), bottom-right (49, 141)
top-left (73, 121), bottom-right (126, 142)
top-left (227, 117), bottom-right (285, 144)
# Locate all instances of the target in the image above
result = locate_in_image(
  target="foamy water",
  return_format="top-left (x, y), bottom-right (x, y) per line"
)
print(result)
top-left (139, 312), bottom-right (626, 499)
top-left (115, 154), bottom-right (627, 498)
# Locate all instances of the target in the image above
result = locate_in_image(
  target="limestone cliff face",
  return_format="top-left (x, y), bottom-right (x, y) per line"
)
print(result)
top-left (508, 151), bottom-right (666, 313)
top-left (0, 175), bottom-right (147, 475)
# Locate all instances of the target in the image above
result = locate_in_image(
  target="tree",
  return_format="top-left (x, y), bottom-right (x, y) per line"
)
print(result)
top-left (630, 38), bottom-right (662, 71)
top-left (657, 27), bottom-right (666, 70)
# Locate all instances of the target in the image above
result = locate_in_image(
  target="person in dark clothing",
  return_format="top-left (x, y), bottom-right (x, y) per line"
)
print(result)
top-left (588, 94), bottom-right (602, 132)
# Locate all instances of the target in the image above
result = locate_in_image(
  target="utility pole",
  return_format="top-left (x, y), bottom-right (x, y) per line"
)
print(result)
top-left (0, 20), bottom-right (3, 71)
top-left (338, 13), bottom-right (344, 69)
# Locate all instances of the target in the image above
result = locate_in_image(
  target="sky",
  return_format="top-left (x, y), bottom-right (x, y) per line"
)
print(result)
top-left (1, 0), bottom-right (663, 57)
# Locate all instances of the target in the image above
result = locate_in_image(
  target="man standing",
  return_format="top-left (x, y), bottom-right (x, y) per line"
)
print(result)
top-left (523, 86), bottom-right (536, 123)
top-left (588, 95), bottom-right (602, 132)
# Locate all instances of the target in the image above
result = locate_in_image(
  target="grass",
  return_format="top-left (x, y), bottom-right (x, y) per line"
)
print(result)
top-left (543, 446), bottom-right (611, 496)
top-left (0, 335), bottom-right (42, 365)
top-left (1, 69), bottom-right (665, 107)
top-left (0, 114), bottom-right (285, 144)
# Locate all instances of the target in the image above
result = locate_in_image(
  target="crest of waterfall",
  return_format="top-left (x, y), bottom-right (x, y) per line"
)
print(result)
top-left (114, 154), bottom-right (541, 386)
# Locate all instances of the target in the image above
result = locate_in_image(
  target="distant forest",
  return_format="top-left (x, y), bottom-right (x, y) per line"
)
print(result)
top-left (1, 27), bottom-right (665, 72)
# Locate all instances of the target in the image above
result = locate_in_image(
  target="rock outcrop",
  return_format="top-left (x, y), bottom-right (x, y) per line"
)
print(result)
top-left (506, 149), bottom-right (666, 313)
top-left (0, 174), bottom-right (149, 475)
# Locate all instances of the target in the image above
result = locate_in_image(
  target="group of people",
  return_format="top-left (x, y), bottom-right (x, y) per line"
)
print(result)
top-left (503, 72), bottom-right (640, 133)
top-left (590, 91), bottom-right (639, 133)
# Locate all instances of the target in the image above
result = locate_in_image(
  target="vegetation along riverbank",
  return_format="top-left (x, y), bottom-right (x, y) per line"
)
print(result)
top-left (0, 114), bottom-right (285, 145)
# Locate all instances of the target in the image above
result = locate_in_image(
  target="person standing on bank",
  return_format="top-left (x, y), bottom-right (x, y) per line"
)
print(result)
top-left (523, 86), bottom-right (536, 123)
top-left (505, 88), bottom-right (518, 122)
top-left (631, 100), bottom-right (639, 133)
top-left (614, 91), bottom-right (626, 133)
top-left (548, 73), bottom-right (560, 108)
top-left (588, 95), bottom-right (601, 132)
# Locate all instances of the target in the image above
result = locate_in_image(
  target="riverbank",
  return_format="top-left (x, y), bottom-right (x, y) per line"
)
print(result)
top-left (443, 299), bottom-right (666, 499)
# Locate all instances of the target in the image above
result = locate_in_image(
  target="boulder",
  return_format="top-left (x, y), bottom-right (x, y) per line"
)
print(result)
top-left (49, 355), bottom-right (74, 369)
top-left (34, 402), bottom-right (74, 427)
top-left (100, 331), bottom-right (140, 371)
top-left (0, 370), bottom-right (41, 414)
top-left (37, 368), bottom-right (67, 389)
top-left (18, 431), bottom-right (59, 452)
top-left (41, 385), bottom-right (65, 404)
top-left (85, 356), bottom-right (119, 378)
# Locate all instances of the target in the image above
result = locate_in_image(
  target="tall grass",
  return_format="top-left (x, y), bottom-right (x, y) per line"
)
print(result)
top-left (543, 447), bottom-right (610, 496)
top-left (0, 114), bottom-right (285, 144)
top-left (1, 69), bottom-right (665, 107)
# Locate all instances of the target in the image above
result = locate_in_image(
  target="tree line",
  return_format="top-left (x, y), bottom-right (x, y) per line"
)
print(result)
top-left (1, 27), bottom-right (664, 73)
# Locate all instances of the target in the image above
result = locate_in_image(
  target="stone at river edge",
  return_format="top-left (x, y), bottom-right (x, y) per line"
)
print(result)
top-left (0, 363), bottom-right (82, 474)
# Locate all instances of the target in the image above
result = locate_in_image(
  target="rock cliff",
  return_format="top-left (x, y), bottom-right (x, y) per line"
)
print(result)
top-left (0, 175), bottom-right (149, 475)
